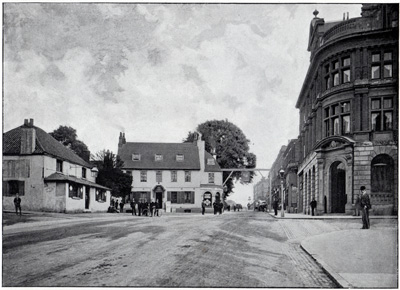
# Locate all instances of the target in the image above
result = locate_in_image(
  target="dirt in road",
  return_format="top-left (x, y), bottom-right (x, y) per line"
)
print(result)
top-left (3, 211), bottom-right (338, 287)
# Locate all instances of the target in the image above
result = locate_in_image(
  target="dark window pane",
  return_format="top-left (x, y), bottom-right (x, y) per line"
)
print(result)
top-left (342, 69), bottom-right (351, 83)
top-left (324, 107), bottom-right (330, 118)
top-left (371, 112), bottom-right (381, 131)
top-left (343, 57), bottom-right (351, 66)
top-left (326, 77), bottom-right (330, 89)
top-left (333, 61), bottom-right (339, 70)
top-left (332, 105), bottom-right (339, 115)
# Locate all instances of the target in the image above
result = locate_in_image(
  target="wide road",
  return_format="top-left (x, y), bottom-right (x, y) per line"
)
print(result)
top-left (3, 210), bottom-right (337, 287)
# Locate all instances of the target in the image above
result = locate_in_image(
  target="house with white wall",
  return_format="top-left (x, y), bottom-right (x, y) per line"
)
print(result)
top-left (3, 119), bottom-right (110, 213)
top-left (117, 132), bottom-right (223, 213)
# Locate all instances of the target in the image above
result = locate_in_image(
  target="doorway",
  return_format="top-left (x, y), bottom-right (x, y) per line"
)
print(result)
top-left (85, 186), bottom-right (90, 209)
top-left (330, 161), bottom-right (346, 213)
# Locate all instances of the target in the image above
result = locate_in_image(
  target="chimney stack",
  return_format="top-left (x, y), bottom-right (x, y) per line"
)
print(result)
top-left (347, 12), bottom-right (349, 20)
top-left (20, 119), bottom-right (36, 154)
top-left (343, 13), bottom-right (346, 21)
top-left (118, 132), bottom-right (126, 149)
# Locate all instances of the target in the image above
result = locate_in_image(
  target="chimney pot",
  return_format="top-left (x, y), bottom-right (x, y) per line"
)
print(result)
top-left (29, 119), bottom-right (34, 127)
top-left (347, 12), bottom-right (349, 20)
top-left (343, 13), bottom-right (346, 20)
top-left (24, 119), bottom-right (29, 126)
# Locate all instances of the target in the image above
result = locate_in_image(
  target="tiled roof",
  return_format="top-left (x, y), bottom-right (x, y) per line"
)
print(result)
top-left (3, 125), bottom-right (92, 168)
top-left (204, 152), bottom-right (222, 172)
top-left (118, 142), bottom-right (200, 170)
top-left (45, 172), bottom-right (110, 190)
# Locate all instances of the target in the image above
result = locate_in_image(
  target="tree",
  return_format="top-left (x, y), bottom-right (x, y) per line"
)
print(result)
top-left (92, 150), bottom-right (132, 200)
top-left (49, 126), bottom-right (90, 160)
top-left (184, 120), bottom-right (256, 198)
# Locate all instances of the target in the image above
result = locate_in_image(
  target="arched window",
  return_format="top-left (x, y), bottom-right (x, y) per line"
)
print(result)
top-left (371, 154), bottom-right (394, 193)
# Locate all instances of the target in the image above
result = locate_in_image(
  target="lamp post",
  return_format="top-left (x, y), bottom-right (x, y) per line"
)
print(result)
top-left (279, 169), bottom-right (285, 217)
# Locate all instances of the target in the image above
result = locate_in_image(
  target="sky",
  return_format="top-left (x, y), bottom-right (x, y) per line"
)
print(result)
top-left (3, 2), bottom-right (362, 205)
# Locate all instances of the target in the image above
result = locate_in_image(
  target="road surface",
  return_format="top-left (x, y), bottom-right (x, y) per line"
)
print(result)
top-left (3, 210), bottom-right (351, 287)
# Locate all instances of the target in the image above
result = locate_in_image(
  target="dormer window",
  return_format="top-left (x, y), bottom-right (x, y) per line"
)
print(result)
top-left (207, 158), bottom-right (215, 165)
top-left (155, 154), bottom-right (163, 161)
top-left (176, 154), bottom-right (184, 161)
top-left (132, 154), bottom-right (141, 161)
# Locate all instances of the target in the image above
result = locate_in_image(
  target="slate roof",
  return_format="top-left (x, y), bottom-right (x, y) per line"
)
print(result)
top-left (45, 172), bottom-right (110, 190)
top-left (118, 142), bottom-right (201, 170)
top-left (3, 125), bottom-right (92, 168)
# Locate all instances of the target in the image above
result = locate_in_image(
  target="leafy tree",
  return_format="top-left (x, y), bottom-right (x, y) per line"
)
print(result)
top-left (184, 120), bottom-right (256, 198)
top-left (92, 150), bottom-right (132, 200)
top-left (49, 126), bottom-right (89, 160)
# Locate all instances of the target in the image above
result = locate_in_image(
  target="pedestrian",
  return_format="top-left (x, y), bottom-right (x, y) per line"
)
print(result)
top-left (130, 198), bottom-right (137, 216)
top-left (150, 200), bottom-right (156, 217)
top-left (233, 205), bottom-right (236, 212)
top-left (119, 200), bottom-right (124, 213)
top-left (115, 199), bottom-right (119, 213)
top-left (143, 200), bottom-right (149, 216)
top-left (360, 186), bottom-right (371, 229)
top-left (273, 199), bottom-right (278, 216)
top-left (14, 193), bottom-right (22, 216)
top-left (155, 199), bottom-right (160, 216)
top-left (218, 201), bottom-right (223, 215)
top-left (354, 194), bottom-right (361, 216)
top-left (213, 201), bottom-right (217, 215)
top-left (310, 198), bottom-right (317, 216)
top-left (138, 200), bottom-right (142, 216)
top-left (111, 198), bottom-right (115, 207)
top-left (201, 200), bottom-right (206, 215)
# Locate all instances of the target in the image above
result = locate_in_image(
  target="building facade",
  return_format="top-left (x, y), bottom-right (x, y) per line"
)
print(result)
top-left (296, 4), bottom-right (398, 215)
top-left (117, 132), bottom-right (223, 213)
top-left (253, 176), bottom-right (269, 203)
top-left (3, 119), bottom-right (110, 213)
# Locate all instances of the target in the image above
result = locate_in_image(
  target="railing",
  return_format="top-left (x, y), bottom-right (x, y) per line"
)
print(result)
top-left (322, 18), bottom-right (361, 43)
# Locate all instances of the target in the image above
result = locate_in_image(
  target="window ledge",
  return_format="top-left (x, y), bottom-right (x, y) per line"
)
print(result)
top-left (71, 197), bottom-right (82, 200)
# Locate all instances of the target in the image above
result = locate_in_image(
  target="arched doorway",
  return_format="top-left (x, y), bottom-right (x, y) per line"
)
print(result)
top-left (330, 161), bottom-right (346, 213)
top-left (153, 185), bottom-right (165, 209)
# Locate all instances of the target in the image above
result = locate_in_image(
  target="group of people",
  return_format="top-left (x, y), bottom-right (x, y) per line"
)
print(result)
top-left (108, 198), bottom-right (124, 213)
top-left (201, 200), bottom-right (224, 215)
top-left (307, 186), bottom-right (371, 229)
top-left (130, 199), bottom-right (160, 217)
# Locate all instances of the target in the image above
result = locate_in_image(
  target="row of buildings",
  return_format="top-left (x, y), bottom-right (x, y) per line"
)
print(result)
top-left (254, 4), bottom-right (398, 216)
top-left (3, 119), bottom-right (222, 213)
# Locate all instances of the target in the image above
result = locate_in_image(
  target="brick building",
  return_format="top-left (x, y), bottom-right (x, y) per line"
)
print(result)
top-left (296, 4), bottom-right (398, 215)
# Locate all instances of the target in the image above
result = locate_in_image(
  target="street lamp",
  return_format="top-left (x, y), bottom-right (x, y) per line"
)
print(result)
top-left (279, 169), bottom-right (285, 217)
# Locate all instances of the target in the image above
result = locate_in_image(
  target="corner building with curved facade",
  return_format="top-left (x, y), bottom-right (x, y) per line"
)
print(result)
top-left (296, 4), bottom-right (398, 216)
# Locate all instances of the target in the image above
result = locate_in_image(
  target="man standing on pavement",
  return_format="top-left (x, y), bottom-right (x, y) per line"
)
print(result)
top-left (201, 200), bottom-right (206, 215)
top-left (310, 198), bottom-right (317, 216)
top-left (273, 198), bottom-right (279, 216)
top-left (360, 186), bottom-right (371, 229)
top-left (14, 193), bottom-right (22, 216)
top-left (130, 199), bottom-right (137, 216)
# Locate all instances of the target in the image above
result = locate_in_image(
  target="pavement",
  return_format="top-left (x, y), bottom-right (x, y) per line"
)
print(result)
top-left (269, 211), bottom-right (398, 288)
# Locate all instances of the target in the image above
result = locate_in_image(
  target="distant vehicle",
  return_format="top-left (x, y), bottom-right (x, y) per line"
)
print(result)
top-left (235, 204), bottom-right (243, 211)
top-left (255, 200), bottom-right (268, 212)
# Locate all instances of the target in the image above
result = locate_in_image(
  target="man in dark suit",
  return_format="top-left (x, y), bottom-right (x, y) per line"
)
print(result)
top-left (130, 198), bottom-right (137, 216)
top-left (360, 186), bottom-right (371, 229)
top-left (310, 198), bottom-right (317, 216)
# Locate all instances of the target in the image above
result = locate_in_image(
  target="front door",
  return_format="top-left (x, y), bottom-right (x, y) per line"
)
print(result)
top-left (330, 162), bottom-right (346, 213)
top-left (85, 186), bottom-right (90, 209)
top-left (156, 192), bottom-right (163, 209)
